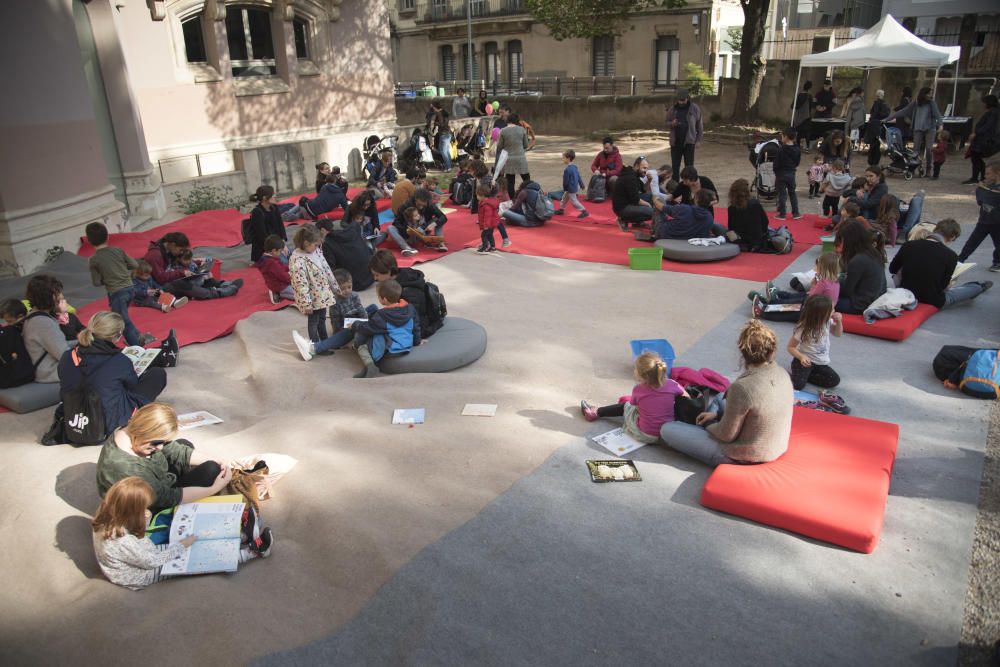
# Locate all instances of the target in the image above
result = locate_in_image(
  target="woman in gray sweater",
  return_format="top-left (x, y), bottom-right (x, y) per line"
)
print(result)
top-left (496, 114), bottom-right (530, 199)
top-left (660, 320), bottom-right (794, 466)
top-left (23, 274), bottom-right (71, 383)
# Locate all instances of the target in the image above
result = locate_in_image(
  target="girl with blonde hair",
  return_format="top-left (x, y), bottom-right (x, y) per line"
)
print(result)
top-left (660, 320), bottom-right (793, 466)
top-left (581, 352), bottom-right (687, 443)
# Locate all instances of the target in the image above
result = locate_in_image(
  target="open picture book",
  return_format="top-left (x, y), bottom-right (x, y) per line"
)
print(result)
top-left (121, 346), bottom-right (160, 376)
top-left (159, 496), bottom-right (245, 576)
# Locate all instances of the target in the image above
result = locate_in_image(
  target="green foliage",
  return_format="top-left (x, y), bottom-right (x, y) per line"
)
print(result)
top-left (681, 63), bottom-right (714, 96)
top-left (724, 26), bottom-right (742, 52)
top-left (171, 184), bottom-right (244, 214)
top-left (525, 0), bottom-right (686, 41)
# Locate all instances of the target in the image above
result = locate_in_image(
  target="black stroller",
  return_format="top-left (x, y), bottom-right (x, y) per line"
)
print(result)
top-left (748, 132), bottom-right (780, 200)
top-left (882, 124), bottom-right (923, 180)
top-left (361, 134), bottom-right (398, 181)
top-left (397, 128), bottom-right (445, 174)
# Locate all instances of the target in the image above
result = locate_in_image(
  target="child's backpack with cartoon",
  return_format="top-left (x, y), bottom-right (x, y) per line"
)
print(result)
top-left (0, 312), bottom-right (53, 388)
top-left (587, 174), bottom-right (607, 202)
top-left (961, 349), bottom-right (1000, 399)
top-left (422, 281), bottom-right (448, 337)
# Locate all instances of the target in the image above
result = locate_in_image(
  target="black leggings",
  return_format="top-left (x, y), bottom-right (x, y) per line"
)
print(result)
top-left (597, 403), bottom-right (625, 418)
top-left (175, 460), bottom-right (223, 488)
top-left (135, 368), bottom-right (167, 403)
top-left (970, 151), bottom-right (986, 182)
top-left (505, 173), bottom-right (530, 199)
top-left (790, 358), bottom-right (840, 390)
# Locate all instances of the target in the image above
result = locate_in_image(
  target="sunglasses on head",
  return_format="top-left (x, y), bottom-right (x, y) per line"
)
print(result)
top-left (148, 440), bottom-right (168, 448)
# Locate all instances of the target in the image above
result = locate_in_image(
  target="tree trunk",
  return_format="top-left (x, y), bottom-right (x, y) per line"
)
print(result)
top-left (731, 0), bottom-right (771, 123)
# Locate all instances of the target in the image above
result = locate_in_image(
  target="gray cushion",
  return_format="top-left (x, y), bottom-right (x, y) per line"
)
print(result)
top-left (655, 239), bottom-right (740, 263)
top-left (379, 317), bottom-right (487, 374)
top-left (0, 382), bottom-right (60, 414)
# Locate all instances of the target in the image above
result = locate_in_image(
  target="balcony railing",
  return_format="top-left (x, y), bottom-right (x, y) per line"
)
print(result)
top-left (415, 0), bottom-right (528, 23)
top-left (395, 77), bottom-right (720, 98)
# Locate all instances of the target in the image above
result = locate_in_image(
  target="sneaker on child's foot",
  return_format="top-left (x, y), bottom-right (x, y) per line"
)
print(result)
top-left (818, 391), bottom-right (850, 414)
top-left (765, 280), bottom-right (777, 302)
top-left (990, 264), bottom-right (1000, 272)
top-left (161, 304), bottom-right (171, 313)
top-left (292, 330), bottom-right (314, 361)
top-left (253, 527), bottom-right (274, 558)
top-left (751, 295), bottom-right (765, 319)
top-left (476, 245), bottom-right (489, 254)
top-left (173, 297), bottom-right (188, 309)
top-left (580, 400), bottom-right (599, 422)
top-left (792, 214), bottom-right (804, 220)
top-left (402, 248), bottom-right (419, 256)
top-left (775, 213), bottom-right (787, 220)
top-left (747, 290), bottom-right (763, 303)
top-left (435, 242), bottom-right (448, 252)
top-left (231, 278), bottom-right (244, 289)
top-left (554, 208), bottom-right (564, 215)
top-left (139, 333), bottom-right (157, 346)
top-left (268, 290), bottom-right (279, 305)
top-left (981, 280), bottom-right (994, 293)
top-left (578, 210), bottom-right (590, 219)
top-left (502, 238), bottom-right (512, 248)
top-left (354, 364), bottom-right (381, 379)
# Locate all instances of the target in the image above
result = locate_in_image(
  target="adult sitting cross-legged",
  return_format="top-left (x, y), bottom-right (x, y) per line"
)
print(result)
top-left (143, 232), bottom-right (243, 301)
top-left (389, 187), bottom-right (447, 255)
top-left (726, 178), bottom-right (770, 251)
top-left (612, 162), bottom-right (653, 230)
top-left (590, 137), bottom-right (623, 195)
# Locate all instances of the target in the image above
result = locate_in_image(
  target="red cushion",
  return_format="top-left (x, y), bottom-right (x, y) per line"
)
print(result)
top-left (700, 407), bottom-right (899, 553)
top-left (841, 303), bottom-right (939, 341)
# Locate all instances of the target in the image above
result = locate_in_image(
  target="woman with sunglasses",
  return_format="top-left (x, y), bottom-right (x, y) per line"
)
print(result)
top-left (97, 402), bottom-right (231, 511)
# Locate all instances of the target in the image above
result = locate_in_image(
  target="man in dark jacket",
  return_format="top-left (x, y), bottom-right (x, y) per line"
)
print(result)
top-left (318, 220), bottom-right (375, 291)
top-left (611, 165), bottom-right (653, 230)
top-left (889, 218), bottom-right (992, 309)
top-left (671, 166), bottom-right (718, 216)
top-left (301, 177), bottom-right (349, 219)
top-left (392, 188), bottom-right (448, 253)
top-left (814, 79), bottom-right (837, 119)
top-left (774, 128), bottom-right (802, 220)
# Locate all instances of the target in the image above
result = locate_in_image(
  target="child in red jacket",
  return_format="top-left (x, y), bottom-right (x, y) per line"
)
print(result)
top-left (931, 129), bottom-right (950, 180)
top-left (255, 235), bottom-right (293, 303)
top-left (476, 183), bottom-right (503, 254)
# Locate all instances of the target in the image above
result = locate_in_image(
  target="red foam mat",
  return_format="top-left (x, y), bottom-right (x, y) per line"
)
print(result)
top-left (841, 304), bottom-right (939, 341)
top-left (75, 267), bottom-right (287, 348)
top-left (700, 407), bottom-right (899, 553)
top-left (79, 209), bottom-right (245, 257)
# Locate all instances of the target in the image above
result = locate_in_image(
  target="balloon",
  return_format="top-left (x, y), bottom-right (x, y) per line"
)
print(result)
top-left (491, 127), bottom-right (501, 141)
top-left (492, 101), bottom-right (500, 110)
top-left (485, 103), bottom-right (494, 115)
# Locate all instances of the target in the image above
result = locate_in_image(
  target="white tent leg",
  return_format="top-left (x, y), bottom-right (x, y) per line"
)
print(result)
top-left (952, 63), bottom-right (959, 116)
top-left (932, 67), bottom-right (939, 102)
top-left (791, 64), bottom-right (803, 126)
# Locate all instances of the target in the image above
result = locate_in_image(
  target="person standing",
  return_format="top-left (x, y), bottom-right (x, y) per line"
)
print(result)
top-left (452, 87), bottom-right (473, 119)
top-left (426, 101), bottom-right (452, 171)
top-left (792, 81), bottom-right (814, 150)
top-left (814, 79), bottom-right (837, 119)
top-left (496, 113), bottom-right (531, 199)
top-left (665, 89), bottom-right (703, 176)
top-left (894, 87), bottom-right (913, 142)
top-left (866, 89), bottom-right (891, 167)
top-left (885, 87), bottom-right (942, 177)
top-left (842, 87), bottom-right (865, 150)
top-left (964, 94), bottom-right (999, 184)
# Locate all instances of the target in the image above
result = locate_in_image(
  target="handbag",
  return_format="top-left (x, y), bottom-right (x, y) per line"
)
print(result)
top-left (674, 384), bottom-right (720, 425)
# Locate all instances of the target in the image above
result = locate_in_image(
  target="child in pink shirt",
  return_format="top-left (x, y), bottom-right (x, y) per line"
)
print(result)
top-left (751, 251), bottom-right (841, 322)
top-left (580, 352), bottom-right (686, 442)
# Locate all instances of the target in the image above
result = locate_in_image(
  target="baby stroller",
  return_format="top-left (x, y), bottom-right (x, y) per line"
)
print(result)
top-left (362, 134), bottom-right (398, 181)
top-left (882, 124), bottom-right (923, 181)
top-left (396, 128), bottom-right (444, 174)
top-left (748, 133), bottom-right (780, 201)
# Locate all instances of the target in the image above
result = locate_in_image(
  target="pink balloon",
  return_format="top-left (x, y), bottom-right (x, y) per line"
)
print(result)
top-left (491, 127), bottom-right (501, 141)
top-left (486, 103), bottom-right (494, 115)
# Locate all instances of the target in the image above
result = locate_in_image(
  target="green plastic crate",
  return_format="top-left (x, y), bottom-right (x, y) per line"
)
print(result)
top-left (628, 247), bottom-right (663, 270)
top-left (417, 85), bottom-right (437, 97)
top-left (821, 234), bottom-right (836, 253)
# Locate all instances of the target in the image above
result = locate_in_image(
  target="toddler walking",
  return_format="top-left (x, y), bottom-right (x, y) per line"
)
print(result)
top-left (787, 294), bottom-right (843, 392)
top-left (476, 182), bottom-right (502, 254)
top-left (931, 129), bottom-right (950, 180)
top-left (555, 150), bottom-right (589, 218)
top-left (580, 352), bottom-right (686, 443)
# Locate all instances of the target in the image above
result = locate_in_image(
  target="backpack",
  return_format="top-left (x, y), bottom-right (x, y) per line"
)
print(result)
top-left (960, 349), bottom-right (1000, 399)
top-left (452, 178), bottom-right (473, 206)
top-left (530, 188), bottom-right (555, 222)
top-left (62, 348), bottom-right (108, 446)
top-left (423, 281), bottom-right (447, 337)
top-left (768, 226), bottom-right (794, 254)
top-left (241, 218), bottom-right (252, 245)
top-left (674, 385), bottom-right (721, 425)
top-left (587, 174), bottom-right (607, 202)
top-left (0, 312), bottom-right (51, 388)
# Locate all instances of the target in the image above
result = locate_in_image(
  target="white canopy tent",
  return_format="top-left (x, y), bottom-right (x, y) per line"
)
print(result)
top-left (791, 14), bottom-right (961, 124)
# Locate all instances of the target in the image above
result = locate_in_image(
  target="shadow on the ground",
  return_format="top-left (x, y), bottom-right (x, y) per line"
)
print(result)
top-left (56, 462), bottom-right (100, 514)
top-left (54, 515), bottom-right (103, 580)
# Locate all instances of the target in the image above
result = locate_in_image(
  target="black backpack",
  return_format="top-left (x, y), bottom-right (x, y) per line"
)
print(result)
top-left (0, 312), bottom-right (51, 388)
top-left (452, 178), bottom-right (474, 206)
top-left (62, 348), bottom-right (107, 446)
top-left (241, 218), bottom-right (252, 245)
top-left (674, 385), bottom-right (721, 425)
top-left (423, 281), bottom-right (447, 337)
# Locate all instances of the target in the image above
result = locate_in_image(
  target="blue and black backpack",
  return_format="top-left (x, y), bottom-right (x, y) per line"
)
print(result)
top-left (960, 349), bottom-right (1000, 400)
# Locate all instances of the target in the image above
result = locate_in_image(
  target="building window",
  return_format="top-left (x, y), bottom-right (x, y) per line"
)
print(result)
top-left (461, 44), bottom-right (479, 80)
top-left (441, 45), bottom-right (456, 80)
top-left (225, 5), bottom-right (276, 77)
top-left (181, 15), bottom-right (207, 63)
top-left (469, 0), bottom-right (486, 17)
top-left (431, 0), bottom-right (449, 20)
top-left (293, 17), bottom-right (310, 59)
top-left (654, 36), bottom-right (678, 85)
top-left (593, 36), bottom-right (614, 77)
top-left (400, 0), bottom-right (415, 11)
top-left (484, 41), bottom-right (500, 84)
top-left (506, 40), bottom-right (523, 85)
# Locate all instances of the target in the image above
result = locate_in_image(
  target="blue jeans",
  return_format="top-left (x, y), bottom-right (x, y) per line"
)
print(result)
top-left (659, 421), bottom-right (732, 467)
top-left (314, 327), bottom-right (355, 354)
top-left (387, 225), bottom-right (414, 251)
top-left (502, 210), bottom-right (528, 226)
top-left (943, 282), bottom-right (988, 308)
top-left (109, 286), bottom-right (141, 346)
top-left (439, 133), bottom-right (453, 170)
top-left (898, 191), bottom-right (925, 239)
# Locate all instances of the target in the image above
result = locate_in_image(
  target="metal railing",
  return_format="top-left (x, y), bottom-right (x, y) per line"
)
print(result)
top-left (413, 0), bottom-right (527, 23)
top-left (157, 149), bottom-right (239, 184)
top-left (395, 77), bottom-right (719, 98)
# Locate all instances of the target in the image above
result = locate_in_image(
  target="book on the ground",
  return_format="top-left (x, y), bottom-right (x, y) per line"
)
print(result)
top-left (121, 346), bottom-right (160, 376)
top-left (762, 302), bottom-right (802, 313)
top-left (461, 403), bottom-right (497, 417)
top-left (592, 427), bottom-right (646, 457)
top-left (343, 317), bottom-right (368, 328)
top-left (791, 269), bottom-right (816, 287)
top-left (177, 411), bottom-right (224, 431)
top-left (392, 408), bottom-right (425, 425)
top-left (160, 496), bottom-right (245, 576)
top-left (950, 262), bottom-right (976, 286)
top-left (586, 459), bottom-right (642, 483)
top-left (156, 291), bottom-right (177, 309)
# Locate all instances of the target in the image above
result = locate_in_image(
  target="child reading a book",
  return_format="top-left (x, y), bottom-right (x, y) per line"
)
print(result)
top-left (750, 251), bottom-right (840, 321)
top-left (92, 477), bottom-right (272, 590)
top-left (256, 235), bottom-right (293, 304)
top-left (350, 278), bottom-right (420, 378)
top-left (787, 295), bottom-right (843, 391)
top-left (133, 259), bottom-right (189, 313)
top-left (580, 352), bottom-right (687, 443)
top-left (86, 222), bottom-right (155, 347)
top-left (292, 269), bottom-right (369, 360)
top-left (289, 224), bottom-right (341, 343)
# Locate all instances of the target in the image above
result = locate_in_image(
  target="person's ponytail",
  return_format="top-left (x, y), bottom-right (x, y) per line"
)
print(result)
top-left (78, 311), bottom-right (124, 347)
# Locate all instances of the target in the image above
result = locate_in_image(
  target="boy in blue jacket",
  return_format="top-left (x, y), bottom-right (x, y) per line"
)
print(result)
top-left (653, 189), bottom-right (726, 240)
top-left (554, 150), bottom-right (589, 218)
top-left (351, 278), bottom-right (420, 378)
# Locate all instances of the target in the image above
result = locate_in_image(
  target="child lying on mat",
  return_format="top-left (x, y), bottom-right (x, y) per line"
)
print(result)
top-left (580, 352), bottom-right (687, 443)
top-left (750, 251), bottom-right (840, 322)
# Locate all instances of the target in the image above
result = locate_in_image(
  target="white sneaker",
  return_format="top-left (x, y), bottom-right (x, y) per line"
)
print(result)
top-left (502, 239), bottom-right (512, 248)
top-left (173, 297), bottom-right (189, 309)
top-left (268, 290), bottom-right (279, 305)
top-left (292, 330), bottom-right (314, 361)
top-left (402, 248), bottom-right (419, 256)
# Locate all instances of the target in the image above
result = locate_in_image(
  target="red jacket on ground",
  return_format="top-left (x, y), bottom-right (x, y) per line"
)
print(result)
top-left (255, 254), bottom-right (291, 293)
top-left (590, 147), bottom-right (623, 177)
top-left (477, 198), bottom-right (500, 230)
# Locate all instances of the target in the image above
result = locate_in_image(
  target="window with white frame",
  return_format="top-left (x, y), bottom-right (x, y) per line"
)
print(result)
top-left (592, 36), bottom-right (614, 77)
top-left (293, 17), bottom-right (310, 60)
top-left (655, 35), bottom-right (679, 86)
top-left (181, 15), bottom-right (207, 63)
top-left (225, 4), bottom-right (276, 77)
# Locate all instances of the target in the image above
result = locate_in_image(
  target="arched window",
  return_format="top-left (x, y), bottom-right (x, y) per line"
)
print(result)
top-left (506, 40), bottom-right (523, 85)
top-left (225, 4), bottom-right (276, 77)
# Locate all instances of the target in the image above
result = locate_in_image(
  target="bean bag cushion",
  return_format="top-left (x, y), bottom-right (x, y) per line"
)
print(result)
top-left (378, 317), bottom-right (487, 374)
top-left (654, 239), bottom-right (740, 263)
top-left (0, 382), bottom-right (60, 414)
top-left (700, 407), bottom-right (898, 553)
top-left (841, 303), bottom-right (938, 341)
